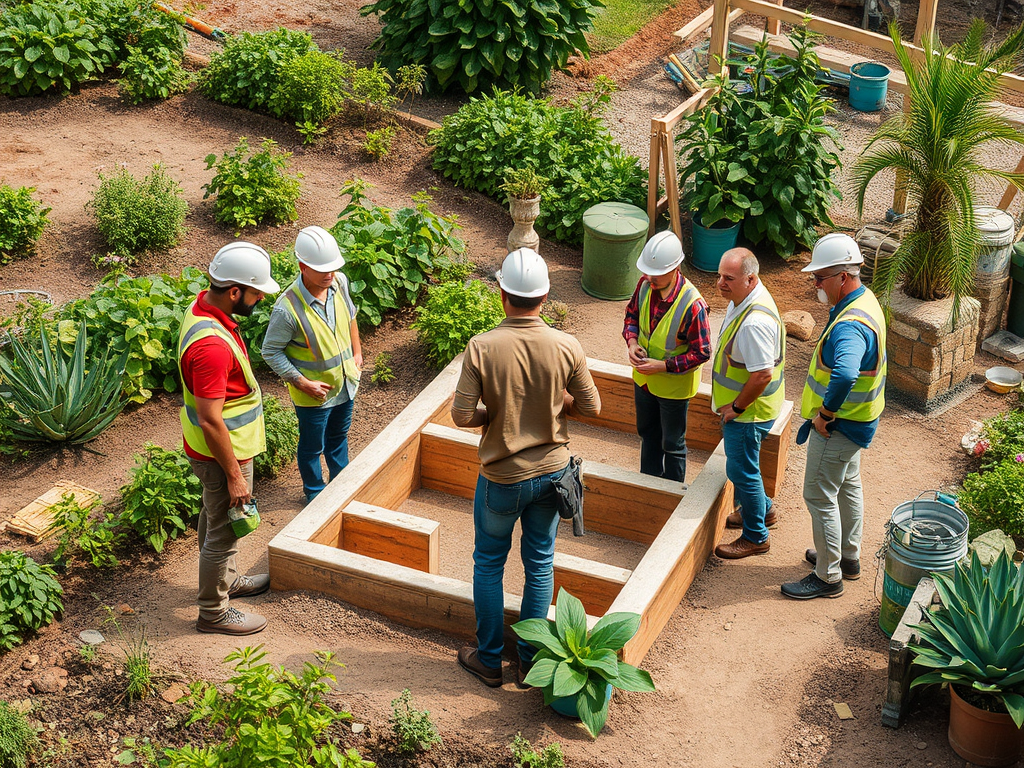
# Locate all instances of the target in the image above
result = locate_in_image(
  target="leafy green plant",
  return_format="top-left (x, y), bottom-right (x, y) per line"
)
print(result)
top-left (88, 165), bottom-right (189, 258)
top-left (395, 63), bottom-right (425, 109)
top-left (115, 737), bottom-right (160, 768)
top-left (84, 0), bottom-right (187, 63)
top-left (237, 248), bottom-right (299, 369)
top-left (501, 167), bottom-right (548, 200)
top-left (51, 492), bottom-right (126, 570)
top-left (852, 20), bottom-right (1024, 313)
top-left (978, 408), bottom-right (1024, 469)
top-left (390, 689), bottom-right (441, 754)
top-left (102, 606), bottom-right (153, 703)
top-left (164, 645), bottom-right (374, 768)
top-left (120, 443), bottom-right (202, 552)
top-left (371, 351), bottom-right (395, 385)
top-left (958, 458), bottom-right (1024, 538)
top-left (351, 62), bottom-right (395, 126)
top-left (79, 643), bottom-right (97, 663)
top-left (269, 49), bottom-right (353, 132)
top-left (910, 549), bottom-right (1024, 725)
top-left (0, 184), bottom-right (50, 264)
top-left (430, 81), bottom-right (646, 243)
top-left (254, 394), bottom-right (298, 480)
top-left (204, 137), bottom-right (303, 229)
top-left (198, 27), bottom-right (314, 111)
top-left (0, 550), bottom-right (63, 653)
top-left (118, 45), bottom-right (191, 103)
top-left (0, 321), bottom-right (129, 444)
top-left (361, 0), bottom-right (603, 93)
top-left (364, 126), bottom-right (396, 161)
top-left (513, 588), bottom-right (656, 738)
top-left (0, 700), bottom-right (38, 768)
top-left (510, 733), bottom-right (564, 768)
top-left (413, 280), bottom-right (503, 367)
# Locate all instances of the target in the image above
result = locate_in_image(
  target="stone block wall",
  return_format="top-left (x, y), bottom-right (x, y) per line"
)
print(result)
top-left (886, 291), bottom-right (980, 411)
top-left (973, 274), bottom-right (1010, 346)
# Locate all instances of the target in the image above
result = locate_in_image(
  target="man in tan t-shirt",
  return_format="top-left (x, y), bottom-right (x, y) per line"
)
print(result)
top-left (452, 248), bottom-right (601, 689)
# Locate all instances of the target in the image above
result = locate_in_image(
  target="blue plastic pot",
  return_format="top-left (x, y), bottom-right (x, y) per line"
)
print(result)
top-left (549, 683), bottom-right (613, 721)
top-left (690, 214), bottom-right (741, 273)
top-left (849, 62), bottom-right (890, 112)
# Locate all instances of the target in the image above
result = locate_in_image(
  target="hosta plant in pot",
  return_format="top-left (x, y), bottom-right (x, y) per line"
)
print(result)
top-left (512, 588), bottom-right (656, 738)
top-left (909, 549), bottom-right (1024, 766)
top-left (501, 167), bottom-right (549, 253)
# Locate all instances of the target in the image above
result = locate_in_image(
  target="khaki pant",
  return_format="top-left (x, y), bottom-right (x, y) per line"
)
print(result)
top-left (189, 458), bottom-right (253, 620)
top-left (803, 430), bottom-right (863, 584)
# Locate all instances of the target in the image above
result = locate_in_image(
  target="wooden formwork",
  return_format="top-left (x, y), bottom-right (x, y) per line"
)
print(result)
top-left (268, 356), bottom-right (793, 665)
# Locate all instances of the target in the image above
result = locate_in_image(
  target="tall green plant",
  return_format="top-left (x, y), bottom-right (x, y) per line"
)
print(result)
top-left (0, 550), bottom-right (63, 653)
top-left (851, 20), bottom-right (1024, 315)
top-left (120, 444), bottom-right (202, 552)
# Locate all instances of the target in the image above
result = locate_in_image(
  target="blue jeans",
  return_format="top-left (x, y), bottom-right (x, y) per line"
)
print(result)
top-left (472, 466), bottom-right (565, 670)
top-left (294, 399), bottom-right (354, 501)
top-left (722, 418), bottom-right (775, 544)
top-left (634, 384), bottom-right (689, 482)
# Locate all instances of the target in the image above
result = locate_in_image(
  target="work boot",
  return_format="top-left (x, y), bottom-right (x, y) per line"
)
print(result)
top-left (781, 572), bottom-right (844, 600)
top-left (726, 508), bottom-right (778, 529)
top-left (228, 573), bottom-right (271, 598)
top-left (715, 535), bottom-right (770, 559)
top-left (804, 548), bottom-right (861, 580)
top-left (516, 658), bottom-right (533, 690)
top-left (196, 606), bottom-right (267, 635)
top-left (457, 646), bottom-right (502, 688)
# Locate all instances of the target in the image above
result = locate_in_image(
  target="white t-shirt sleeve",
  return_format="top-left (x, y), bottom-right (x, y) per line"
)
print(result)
top-left (732, 313), bottom-right (779, 373)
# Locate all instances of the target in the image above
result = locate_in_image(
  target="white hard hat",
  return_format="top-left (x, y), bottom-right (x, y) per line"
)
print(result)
top-left (637, 231), bottom-right (684, 276)
top-left (295, 225), bottom-right (345, 272)
top-left (208, 242), bottom-right (280, 293)
top-left (497, 248), bottom-right (550, 298)
top-left (801, 233), bottom-right (864, 272)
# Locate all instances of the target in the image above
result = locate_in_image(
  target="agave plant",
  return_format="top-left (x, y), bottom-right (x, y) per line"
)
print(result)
top-left (909, 549), bottom-right (1024, 726)
top-left (0, 321), bottom-right (129, 444)
top-left (850, 20), bottom-right (1024, 317)
top-left (512, 588), bottom-right (656, 738)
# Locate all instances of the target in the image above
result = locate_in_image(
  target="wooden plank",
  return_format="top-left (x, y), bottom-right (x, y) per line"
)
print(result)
top-left (882, 577), bottom-right (935, 728)
top-left (583, 461), bottom-right (684, 544)
top-left (420, 423), bottom-right (480, 499)
top-left (648, 127), bottom-right (662, 238)
top-left (553, 553), bottom-right (632, 616)
top-left (913, 0), bottom-right (938, 45)
top-left (661, 130), bottom-right (684, 241)
top-left (767, 0), bottom-right (782, 36)
top-left (8, 482), bottom-right (101, 542)
top-left (708, 0), bottom-right (732, 76)
top-left (674, 5), bottom-right (715, 41)
top-left (762, 401), bottom-right (793, 498)
top-left (342, 501), bottom-right (440, 574)
top-left (655, 88), bottom-right (716, 133)
top-left (999, 154), bottom-right (1024, 210)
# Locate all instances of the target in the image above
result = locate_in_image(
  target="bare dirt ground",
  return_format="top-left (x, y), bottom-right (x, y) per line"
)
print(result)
top-left (2, 0), bottom-right (1024, 766)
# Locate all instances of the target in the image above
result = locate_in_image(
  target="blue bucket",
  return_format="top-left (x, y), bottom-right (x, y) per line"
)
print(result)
top-left (690, 214), bottom-right (741, 272)
top-left (849, 62), bottom-right (890, 112)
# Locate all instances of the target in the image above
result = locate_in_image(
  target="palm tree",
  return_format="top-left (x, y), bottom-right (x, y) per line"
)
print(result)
top-left (850, 20), bottom-right (1024, 317)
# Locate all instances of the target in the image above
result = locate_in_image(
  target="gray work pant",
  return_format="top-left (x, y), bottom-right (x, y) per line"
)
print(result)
top-left (803, 430), bottom-right (863, 584)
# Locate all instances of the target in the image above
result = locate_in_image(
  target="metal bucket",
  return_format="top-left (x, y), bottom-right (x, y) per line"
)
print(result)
top-left (879, 492), bottom-right (969, 637)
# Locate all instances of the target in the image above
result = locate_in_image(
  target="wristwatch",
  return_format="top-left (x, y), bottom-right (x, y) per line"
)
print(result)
top-left (818, 410), bottom-right (836, 423)
top-left (732, 404), bottom-right (746, 414)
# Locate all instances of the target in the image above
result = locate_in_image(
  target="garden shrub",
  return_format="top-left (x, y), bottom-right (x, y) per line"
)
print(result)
top-left (430, 80), bottom-right (646, 243)
top-left (364, 125), bottom-right (396, 160)
top-left (0, 701), bottom-right (38, 768)
top-left (979, 407), bottom-right (1024, 469)
top-left (362, 0), bottom-right (602, 94)
top-left (510, 733), bottom-right (564, 768)
top-left (254, 395), bottom-right (299, 479)
top-left (87, 164), bottom-right (189, 258)
top-left (120, 443), bottom-right (202, 552)
top-left (51, 492), bottom-right (125, 569)
top-left (204, 137), bottom-right (303, 229)
top-left (269, 49), bottom-right (354, 128)
top-left (413, 280), bottom-right (504, 367)
top-left (371, 351), bottom-right (395, 385)
top-left (0, 550), bottom-right (63, 652)
top-left (351, 62), bottom-right (395, 125)
top-left (959, 458), bottom-right (1024, 538)
top-left (82, 0), bottom-right (186, 63)
top-left (390, 689), bottom-right (442, 754)
top-left (0, 184), bottom-right (50, 263)
top-left (238, 248), bottom-right (299, 369)
top-left (117, 45), bottom-right (191, 103)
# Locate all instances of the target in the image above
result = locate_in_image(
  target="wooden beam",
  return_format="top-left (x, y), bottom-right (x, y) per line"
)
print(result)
top-left (913, 0), bottom-right (938, 45)
top-left (999, 154), bottom-right (1024, 210)
top-left (419, 423), bottom-right (480, 499)
top-left (341, 501), bottom-right (440, 574)
top-left (661, 129), bottom-right (683, 242)
top-left (583, 461), bottom-right (685, 544)
top-left (655, 87), bottom-right (716, 133)
top-left (674, 6), bottom-right (745, 45)
top-left (767, 0), bottom-right (782, 36)
top-left (553, 553), bottom-right (631, 616)
top-left (708, 0), bottom-right (732, 76)
top-left (648, 126), bottom-right (661, 238)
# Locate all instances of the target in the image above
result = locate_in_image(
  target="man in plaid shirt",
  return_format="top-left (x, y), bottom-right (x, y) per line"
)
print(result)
top-left (623, 231), bottom-right (712, 484)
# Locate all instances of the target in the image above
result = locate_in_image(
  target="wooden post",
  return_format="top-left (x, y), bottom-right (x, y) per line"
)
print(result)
top-left (768, 0), bottom-right (782, 36)
top-left (661, 130), bottom-right (683, 240)
top-left (647, 125), bottom-right (661, 237)
top-left (999, 155), bottom-right (1024, 210)
top-left (709, 0), bottom-right (731, 75)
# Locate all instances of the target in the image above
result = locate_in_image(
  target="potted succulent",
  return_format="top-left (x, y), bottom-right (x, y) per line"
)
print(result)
top-left (500, 166), bottom-right (548, 253)
top-left (512, 588), bottom-right (656, 738)
top-left (909, 549), bottom-right (1024, 766)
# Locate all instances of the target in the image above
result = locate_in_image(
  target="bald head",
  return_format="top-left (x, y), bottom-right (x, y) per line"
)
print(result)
top-left (717, 248), bottom-right (760, 304)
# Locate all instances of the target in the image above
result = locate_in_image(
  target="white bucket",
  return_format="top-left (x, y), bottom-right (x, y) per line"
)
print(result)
top-left (975, 206), bottom-right (1016, 277)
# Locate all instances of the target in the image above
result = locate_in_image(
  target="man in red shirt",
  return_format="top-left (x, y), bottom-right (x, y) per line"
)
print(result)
top-left (177, 242), bottom-right (279, 635)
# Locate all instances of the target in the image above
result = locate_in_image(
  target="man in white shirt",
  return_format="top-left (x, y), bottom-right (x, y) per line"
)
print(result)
top-left (711, 249), bottom-right (786, 559)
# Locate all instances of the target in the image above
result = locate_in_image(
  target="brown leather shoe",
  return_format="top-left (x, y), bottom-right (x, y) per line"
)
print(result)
top-left (715, 535), bottom-right (770, 559)
top-left (726, 509), bottom-right (778, 529)
top-left (458, 646), bottom-right (502, 688)
top-left (228, 573), bottom-right (270, 598)
top-left (516, 659), bottom-right (533, 690)
top-left (196, 607), bottom-right (267, 635)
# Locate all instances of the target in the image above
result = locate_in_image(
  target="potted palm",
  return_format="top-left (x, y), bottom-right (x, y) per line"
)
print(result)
top-left (500, 166), bottom-right (548, 253)
top-left (909, 549), bottom-right (1024, 767)
top-left (512, 588), bottom-right (656, 738)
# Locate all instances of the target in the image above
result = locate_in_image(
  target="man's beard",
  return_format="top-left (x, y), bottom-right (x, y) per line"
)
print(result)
top-left (232, 295), bottom-right (258, 317)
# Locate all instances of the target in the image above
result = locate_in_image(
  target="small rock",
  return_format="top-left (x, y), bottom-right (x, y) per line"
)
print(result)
top-left (118, 604), bottom-right (134, 615)
top-left (783, 310), bottom-right (816, 341)
top-left (916, 742), bottom-right (927, 750)
top-left (20, 679), bottom-right (32, 688)
top-left (102, 662), bottom-right (113, 671)
top-left (22, 654), bottom-right (39, 671)
top-left (723, 622), bottom-right (733, 631)
top-left (351, 723), bottom-right (365, 734)
top-left (833, 702), bottom-right (854, 720)
top-left (31, 667), bottom-right (68, 694)
top-left (161, 684), bottom-right (186, 704)
top-left (79, 630), bottom-right (104, 645)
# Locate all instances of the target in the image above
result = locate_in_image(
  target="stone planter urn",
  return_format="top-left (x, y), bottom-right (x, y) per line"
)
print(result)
top-left (507, 195), bottom-right (540, 253)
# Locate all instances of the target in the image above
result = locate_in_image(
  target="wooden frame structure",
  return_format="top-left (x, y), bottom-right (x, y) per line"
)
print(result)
top-left (268, 356), bottom-right (793, 665)
top-left (651, 0), bottom-right (1024, 238)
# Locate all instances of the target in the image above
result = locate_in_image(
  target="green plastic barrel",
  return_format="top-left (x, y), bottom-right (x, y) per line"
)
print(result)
top-left (1009, 244), bottom-right (1024, 338)
top-left (581, 202), bottom-right (649, 301)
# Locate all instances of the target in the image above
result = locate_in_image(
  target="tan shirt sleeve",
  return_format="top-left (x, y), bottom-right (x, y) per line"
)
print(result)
top-left (566, 341), bottom-right (601, 417)
top-left (451, 346), bottom-right (485, 427)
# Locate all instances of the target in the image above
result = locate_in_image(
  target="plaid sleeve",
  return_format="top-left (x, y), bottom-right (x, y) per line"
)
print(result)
top-left (665, 298), bottom-right (712, 374)
top-left (622, 280), bottom-right (643, 342)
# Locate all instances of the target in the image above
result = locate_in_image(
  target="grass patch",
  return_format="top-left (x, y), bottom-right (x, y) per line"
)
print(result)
top-left (587, 0), bottom-right (676, 54)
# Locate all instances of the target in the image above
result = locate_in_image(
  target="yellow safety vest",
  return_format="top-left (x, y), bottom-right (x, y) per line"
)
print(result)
top-left (632, 276), bottom-right (704, 400)
top-left (177, 302), bottom-right (266, 460)
top-left (278, 278), bottom-right (360, 408)
top-left (800, 289), bottom-right (887, 422)
top-left (711, 289), bottom-right (785, 423)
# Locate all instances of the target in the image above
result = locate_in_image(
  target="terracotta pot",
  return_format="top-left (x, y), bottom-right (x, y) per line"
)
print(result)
top-left (948, 685), bottom-right (1024, 767)
top-left (507, 195), bottom-right (540, 253)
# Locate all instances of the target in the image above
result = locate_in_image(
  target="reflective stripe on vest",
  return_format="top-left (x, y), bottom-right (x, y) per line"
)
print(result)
top-left (278, 278), bottom-right (360, 408)
top-left (177, 304), bottom-right (266, 460)
top-left (711, 290), bottom-right (786, 422)
top-left (632, 276), bottom-right (704, 400)
top-left (799, 289), bottom-right (887, 422)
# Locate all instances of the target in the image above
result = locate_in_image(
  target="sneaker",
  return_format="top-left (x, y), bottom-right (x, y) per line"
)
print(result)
top-left (228, 573), bottom-right (271, 598)
top-left (781, 572), bottom-right (844, 600)
top-left (726, 507), bottom-right (778, 529)
top-left (516, 658), bottom-right (533, 690)
top-left (804, 548), bottom-right (861, 580)
top-left (196, 606), bottom-right (268, 635)
top-left (457, 646), bottom-right (502, 688)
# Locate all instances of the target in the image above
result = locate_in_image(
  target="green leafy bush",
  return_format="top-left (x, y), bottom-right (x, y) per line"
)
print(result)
top-left (0, 184), bottom-right (50, 263)
top-left (83, 0), bottom-right (186, 62)
top-left (413, 280), bottom-right (503, 367)
top-left (979, 408), bottom-right (1024, 469)
top-left (364, 125), bottom-right (396, 160)
top-left (329, 180), bottom-right (466, 326)
top-left (510, 733), bottom-right (564, 768)
top-left (120, 443), bottom-right (202, 552)
top-left (204, 137), bottom-right (303, 229)
top-left (390, 689), bottom-right (442, 754)
top-left (254, 395), bottom-right (298, 480)
top-left (959, 457), bottom-right (1024, 538)
top-left (371, 351), bottom-right (395, 385)
top-left (118, 45), bottom-right (191, 103)
top-left (362, 0), bottom-right (603, 93)
top-left (87, 165), bottom-right (189, 258)
top-left (0, 550), bottom-right (63, 653)
top-left (430, 81), bottom-right (646, 243)
top-left (0, 700), bottom-right (38, 767)
top-left (269, 49), bottom-right (353, 127)
top-left (237, 249), bottom-right (299, 369)
top-left (51, 492), bottom-right (125, 569)
top-left (351, 62), bottom-right (395, 126)
top-left (198, 27), bottom-right (314, 111)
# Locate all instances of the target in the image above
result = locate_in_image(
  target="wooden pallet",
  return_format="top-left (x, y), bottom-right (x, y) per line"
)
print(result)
top-left (5, 482), bottom-right (101, 542)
